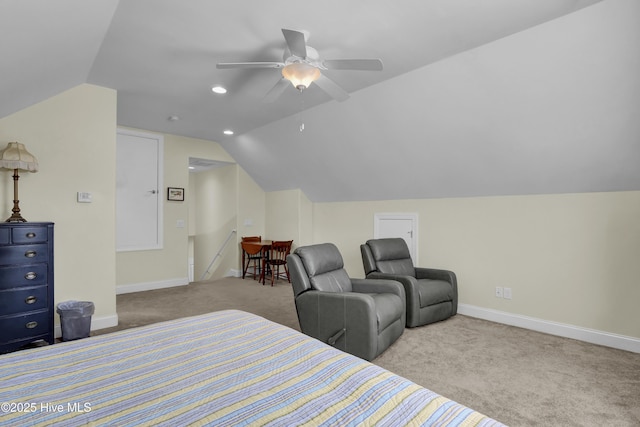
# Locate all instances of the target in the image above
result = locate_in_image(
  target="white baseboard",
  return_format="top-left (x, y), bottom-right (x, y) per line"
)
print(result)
top-left (200, 269), bottom-right (242, 281)
top-left (54, 313), bottom-right (119, 338)
top-left (116, 277), bottom-right (189, 295)
top-left (458, 304), bottom-right (640, 354)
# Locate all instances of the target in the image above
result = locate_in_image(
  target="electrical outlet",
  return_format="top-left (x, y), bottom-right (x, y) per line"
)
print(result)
top-left (503, 287), bottom-right (512, 300)
top-left (495, 286), bottom-right (503, 298)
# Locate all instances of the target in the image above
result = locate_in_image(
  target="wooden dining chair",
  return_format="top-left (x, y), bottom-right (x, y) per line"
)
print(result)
top-left (241, 236), bottom-right (262, 280)
top-left (266, 240), bottom-right (293, 286)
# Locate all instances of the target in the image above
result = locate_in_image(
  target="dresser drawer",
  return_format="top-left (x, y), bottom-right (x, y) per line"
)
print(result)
top-left (0, 244), bottom-right (49, 265)
top-left (0, 286), bottom-right (48, 315)
top-left (0, 223), bottom-right (53, 352)
top-left (0, 228), bottom-right (8, 245)
top-left (0, 310), bottom-right (50, 342)
top-left (11, 226), bottom-right (49, 244)
top-left (0, 264), bottom-right (48, 290)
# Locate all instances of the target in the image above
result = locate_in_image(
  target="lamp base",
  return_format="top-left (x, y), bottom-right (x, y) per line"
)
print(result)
top-left (5, 196), bottom-right (26, 222)
top-left (5, 215), bottom-right (27, 223)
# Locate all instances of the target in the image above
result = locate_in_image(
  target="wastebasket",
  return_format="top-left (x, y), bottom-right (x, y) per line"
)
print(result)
top-left (56, 301), bottom-right (95, 341)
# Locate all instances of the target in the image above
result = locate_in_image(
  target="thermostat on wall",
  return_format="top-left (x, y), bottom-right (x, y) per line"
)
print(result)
top-left (77, 192), bottom-right (92, 203)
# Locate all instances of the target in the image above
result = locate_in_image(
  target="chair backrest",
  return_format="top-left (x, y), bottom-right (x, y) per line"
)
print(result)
top-left (287, 243), bottom-right (352, 297)
top-left (269, 240), bottom-right (293, 264)
top-left (241, 236), bottom-right (263, 256)
top-left (362, 238), bottom-right (416, 277)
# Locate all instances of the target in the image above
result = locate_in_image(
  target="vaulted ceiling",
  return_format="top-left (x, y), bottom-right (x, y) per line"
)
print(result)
top-left (2, 0), bottom-right (638, 202)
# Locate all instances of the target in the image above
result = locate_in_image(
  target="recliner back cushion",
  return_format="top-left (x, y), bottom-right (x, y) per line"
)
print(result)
top-left (367, 238), bottom-right (415, 277)
top-left (376, 259), bottom-right (415, 276)
top-left (310, 269), bottom-right (353, 293)
top-left (295, 243), bottom-right (353, 292)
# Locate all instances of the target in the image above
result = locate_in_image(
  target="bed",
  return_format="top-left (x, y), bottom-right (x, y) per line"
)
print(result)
top-left (0, 310), bottom-right (505, 426)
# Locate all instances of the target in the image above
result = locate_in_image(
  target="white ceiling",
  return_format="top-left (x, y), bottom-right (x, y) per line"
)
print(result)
top-left (3, 0), bottom-right (639, 202)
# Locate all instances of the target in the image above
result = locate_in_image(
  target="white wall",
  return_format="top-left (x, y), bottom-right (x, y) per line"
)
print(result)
top-left (0, 84), bottom-right (118, 330)
top-left (226, 0), bottom-right (640, 203)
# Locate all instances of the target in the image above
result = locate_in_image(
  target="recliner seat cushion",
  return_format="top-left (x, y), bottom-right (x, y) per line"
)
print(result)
top-left (417, 279), bottom-right (453, 307)
top-left (370, 293), bottom-right (404, 332)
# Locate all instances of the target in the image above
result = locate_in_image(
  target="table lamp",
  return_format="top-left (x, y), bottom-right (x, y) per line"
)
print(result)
top-left (0, 142), bottom-right (39, 222)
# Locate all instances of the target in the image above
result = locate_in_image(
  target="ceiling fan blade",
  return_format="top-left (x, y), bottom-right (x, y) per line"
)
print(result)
top-left (216, 62), bottom-right (283, 69)
top-left (314, 74), bottom-right (349, 102)
top-left (263, 78), bottom-right (290, 103)
top-left (322, 59), bottom-right (383, 71)
top-left (281, 29), bottom-right (307, 58)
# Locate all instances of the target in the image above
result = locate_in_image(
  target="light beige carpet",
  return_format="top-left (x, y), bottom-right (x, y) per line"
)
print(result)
top-left (96, 277), bottom-right (640, 426)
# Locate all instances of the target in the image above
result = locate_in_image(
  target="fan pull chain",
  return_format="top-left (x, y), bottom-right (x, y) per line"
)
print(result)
top-left (298, 91), bottom-right (305, 132)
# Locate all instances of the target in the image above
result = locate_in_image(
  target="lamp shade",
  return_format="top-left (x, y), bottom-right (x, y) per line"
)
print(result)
top-left (0, 142), bottom-right (39, 172)
top-left (281, 62), bottom-right (321, 90)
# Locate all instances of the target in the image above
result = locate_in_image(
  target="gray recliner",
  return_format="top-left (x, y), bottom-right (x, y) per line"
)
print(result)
top-left (361, 238), bottom-right (457, 328)
top-left (287, 243), bottom-right (405, 361)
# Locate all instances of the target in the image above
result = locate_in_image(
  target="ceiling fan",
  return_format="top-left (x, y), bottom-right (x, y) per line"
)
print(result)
top-left (216, 29), bottom-right (383, 103)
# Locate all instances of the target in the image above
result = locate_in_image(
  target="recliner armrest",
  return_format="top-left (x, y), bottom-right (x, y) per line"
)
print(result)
top-left (415, 267), bottom-right (458, 315)
top-left (351, 278), bottom-right (405, 305)
top-left (364, 271), bottom-right (417, 291)
top-left (415, 267), bottom-right (457, 285)
top-left (295, 290), bottom-right (379, 360)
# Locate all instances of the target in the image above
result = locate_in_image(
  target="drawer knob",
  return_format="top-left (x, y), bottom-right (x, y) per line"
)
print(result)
top-left (25, 296), bottom-right (37, 304)
top-left (26, 232), bottom-right (36, 239)
top-left (24, 250), bottom-right (37, 258)
top-left (26, 321), bottom-right (38, 329)
top-left (25, 272), bottom-right (37, 280)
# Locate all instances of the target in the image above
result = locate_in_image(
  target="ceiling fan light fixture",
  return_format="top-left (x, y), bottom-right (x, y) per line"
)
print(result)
top-left (282, 62), bottom-right (320, 91)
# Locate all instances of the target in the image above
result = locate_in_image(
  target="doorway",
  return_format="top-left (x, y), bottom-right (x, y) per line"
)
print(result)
top-left (374, 213), bottom-right (418, 262)
top-left (116, 129), bottom-right (163, 251)
top-left (188, 157), bottom-right (235, 281)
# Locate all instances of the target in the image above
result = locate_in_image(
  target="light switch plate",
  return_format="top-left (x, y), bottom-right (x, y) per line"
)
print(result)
top-left (77, 192), bottom-right (92, 203)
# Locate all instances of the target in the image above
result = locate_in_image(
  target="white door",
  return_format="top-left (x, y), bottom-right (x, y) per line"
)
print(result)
top-left (374, 213), bottom-right (418, 262)
top-left (116, 129), bottom-right (163, 251)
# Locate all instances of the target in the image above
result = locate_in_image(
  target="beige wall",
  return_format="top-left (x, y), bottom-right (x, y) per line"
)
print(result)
top-left (188, 163), bottom-right (267, 281)
top-left (312, 191), bottom-right (640, 339)
top-left (2, 84), bottom-right (636, 347)
top-left (0, 84), bottom-right (118, 328)
top-left (116, 130), bottom-right (236, 289)
top-left (237, 166), bottom-right (266, 241)
top-left (265, 189), bottom-right (313, 250)
top-left (192, 164), bottom-right (237, 281)
top-left (298, 190), bottom-right (313, 247)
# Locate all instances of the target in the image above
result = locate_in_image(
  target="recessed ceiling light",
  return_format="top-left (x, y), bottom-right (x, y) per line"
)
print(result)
top-left (223, 129), bottom-right (234, 135)
top-left (211, 86), bottom-right (227, 94)
top-left (188, 166), bottom-right (195, 170)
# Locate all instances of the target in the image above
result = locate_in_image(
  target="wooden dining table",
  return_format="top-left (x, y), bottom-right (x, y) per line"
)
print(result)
top-left (241, 240), bottom-right (272, 284)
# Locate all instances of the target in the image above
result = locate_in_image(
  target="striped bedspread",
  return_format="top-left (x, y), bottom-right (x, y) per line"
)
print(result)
top-left (0, 310), bottom-right (505, 426)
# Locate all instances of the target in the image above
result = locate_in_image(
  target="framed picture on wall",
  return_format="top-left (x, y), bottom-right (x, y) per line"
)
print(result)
top-left (167, 187), bottom-right (184, 201)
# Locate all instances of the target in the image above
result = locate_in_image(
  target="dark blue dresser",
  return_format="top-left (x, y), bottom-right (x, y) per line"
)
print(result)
top-left (0, 222), bottom-right (54, 353)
